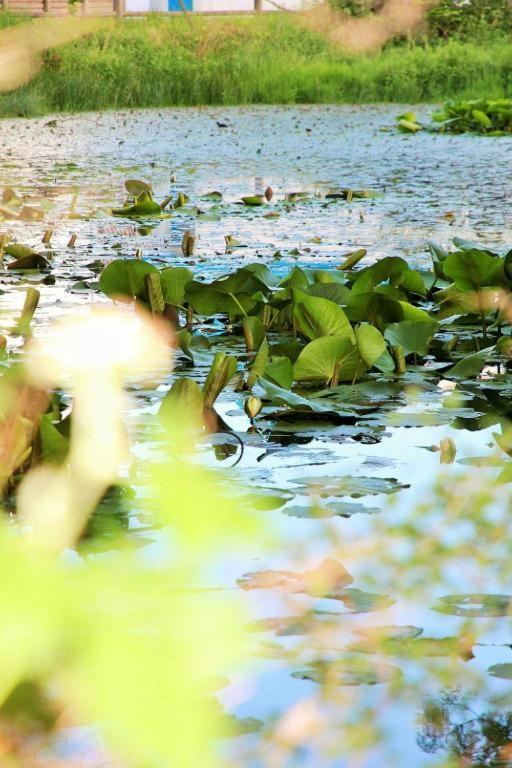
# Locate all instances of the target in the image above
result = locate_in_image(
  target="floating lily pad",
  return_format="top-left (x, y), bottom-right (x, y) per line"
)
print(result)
top-left (433, 594), bottom-right (512, 618)
top-left (247, 610), bottom-right (344, 636)
top-left (347, 634), bottom-right (473, 660)
top-left (284, 501), bottom-right (381, 519)
top-left (489, 664), bottom-right (512, 680)
top-left (7, 253), bottom-right (50, 271)
top-left (354, 625), bottom-right (423, 640)
top-left (238, 559), bottom-right (353, 598)
top-left (241, 196), bottom-right (265, 206)
top-left (200, 191), bottom-right (223, 201)
top-left (292, 659), bottom-right (402, 686)
top-left (290, 475), bottom-right (409, 499)
top-left (257, 378), bottom-right (358, 421)
top-left (339, 588), bottom-right (395, 613)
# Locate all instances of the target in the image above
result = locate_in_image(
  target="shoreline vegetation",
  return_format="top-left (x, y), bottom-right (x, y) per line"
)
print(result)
top-left (0, 10), bottom-right (511, 117)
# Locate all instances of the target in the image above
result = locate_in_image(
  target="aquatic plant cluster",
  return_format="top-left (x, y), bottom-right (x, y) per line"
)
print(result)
top-left (2, 177), bottom-right (512, 500)
top-left (398, 99), bottom-right (512, 135)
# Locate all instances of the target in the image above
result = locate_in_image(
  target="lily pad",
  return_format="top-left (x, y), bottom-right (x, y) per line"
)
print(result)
top-left (257, 378), bottom-right (358, 421)
top-left (290, 475), bottom-right (409, 499)
top-left (241, 196), bottom-right (265, 206)
top-left (292, 659), bottom-right (402, 686)
top-left (293, 290), bottom-right (354, 341)
top-left (384, 320), bottom-right (439, 357)
top-left (284, 501), bottom-right (381, 519)
top-left (7, 254), bottom-right (50, 271)
top-left (433, 594), bottom-right (512, 618)
top-left (238, 558), bottom-right (353, 597)
top-left (347, 634), bottom-right (473, 660)
top-left (489, 664), bottom-right (512, 680)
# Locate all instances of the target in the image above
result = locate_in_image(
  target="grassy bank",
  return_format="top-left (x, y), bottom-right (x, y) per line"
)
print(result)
top-left (0, 13), bottom-right (511, 116)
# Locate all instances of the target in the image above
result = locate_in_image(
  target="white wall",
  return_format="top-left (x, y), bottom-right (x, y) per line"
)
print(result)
top-left (132, 0), bottom-right (305, 11)
top-left (126, 0), bottom-right (150, 10)
top-left (194, 0), bottom-right (304, 9)
top-left (126, 0), bottom-right (150, 9)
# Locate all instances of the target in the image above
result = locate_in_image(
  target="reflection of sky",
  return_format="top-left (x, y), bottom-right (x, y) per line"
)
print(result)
top-left (2, 105), bottom-right (512, 766)
top-left (211, 394), bottom-right (512, 767)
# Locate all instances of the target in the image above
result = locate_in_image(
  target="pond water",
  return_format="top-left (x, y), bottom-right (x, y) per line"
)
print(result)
top-left (1, 104), bottom-right (512, 767)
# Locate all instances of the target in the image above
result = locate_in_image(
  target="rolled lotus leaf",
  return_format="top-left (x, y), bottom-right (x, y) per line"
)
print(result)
top-left (112, 190), bottom-right (161, 217)
top-left (125, 179), bottom-right (152, 196)
top-left (241, 196), bottom-right (265, 206)
top-left (5, 243), bottom-right (37, 260)
top-left (7, 253), bottom-right (50, 271)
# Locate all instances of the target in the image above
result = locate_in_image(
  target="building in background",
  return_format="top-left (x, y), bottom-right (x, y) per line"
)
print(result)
top-left (127, 0), bottom-right (303, 12)
top-left (1, 0), bottom-right (304, 14)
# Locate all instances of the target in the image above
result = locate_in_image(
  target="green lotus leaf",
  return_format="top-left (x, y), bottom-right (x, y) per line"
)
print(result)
top-left (159, 267), bottom-right (194, 307)
top-left (159, 378), bottom-right (204, 429)
top-left (99, 259), bottom-right (158, 302)
top-left (384, 320), bottom-right (439, 357)
top-left (202, 352), bottom-right (238, 409)
top-left (443, 249), bottom-right (502, 290)
top-left (293, 335), bottom-right (360, 387)
top-left (264, 356), bottom-right (293, 390)
top-left (293, 289), bottom-right (354, 342)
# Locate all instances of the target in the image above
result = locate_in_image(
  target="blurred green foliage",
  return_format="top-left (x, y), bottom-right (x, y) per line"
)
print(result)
top-left (328, 0), bottom-right (512, 39)
top-left (0, 11), bottom-right (25, 29)
top-left (0, 397), bottom-right (262, 765)
top-left (427, 0), bottom-right (512, 40)
top-left (326, 0), bottom-right (377, 15)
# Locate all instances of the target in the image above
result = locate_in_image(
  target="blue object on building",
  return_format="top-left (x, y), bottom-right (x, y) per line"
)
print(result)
top-left (168, 0), bottom-right (192, 9)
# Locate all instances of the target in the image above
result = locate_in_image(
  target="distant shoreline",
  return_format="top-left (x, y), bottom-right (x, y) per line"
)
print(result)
top-left (0, 13), bottom-right (510, 118)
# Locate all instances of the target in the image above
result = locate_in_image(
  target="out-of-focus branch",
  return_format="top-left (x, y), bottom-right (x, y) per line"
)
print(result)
top-left (0, 17), bottom-right (109, 93)
top-left (302, 0), bottom-right (437, 53)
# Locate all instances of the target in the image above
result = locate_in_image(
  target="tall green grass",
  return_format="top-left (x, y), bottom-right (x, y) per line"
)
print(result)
top-left (0, 10), bottom-right (26, 28)
top-left (1, 14), bottom-right (511, 116)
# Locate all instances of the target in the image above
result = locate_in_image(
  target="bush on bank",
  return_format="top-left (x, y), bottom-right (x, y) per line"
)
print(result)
top-left (0, 12), bottom-right (511, 116)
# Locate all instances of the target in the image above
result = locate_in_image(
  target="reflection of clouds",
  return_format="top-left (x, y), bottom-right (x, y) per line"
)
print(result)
top-left (225, 418), bottom-right (512, 765)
